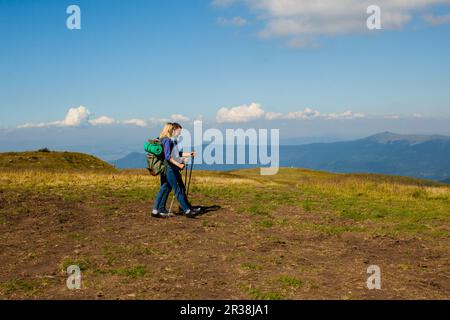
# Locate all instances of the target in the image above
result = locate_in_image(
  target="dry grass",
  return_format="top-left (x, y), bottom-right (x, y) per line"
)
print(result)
top-left (1, 167), bottom-right (449, 299)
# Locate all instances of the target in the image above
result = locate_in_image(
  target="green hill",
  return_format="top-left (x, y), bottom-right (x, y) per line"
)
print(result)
top-left (0, 150), bottom-right (116, 172)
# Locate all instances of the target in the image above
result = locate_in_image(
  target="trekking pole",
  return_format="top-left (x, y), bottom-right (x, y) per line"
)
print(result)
top-left (186, 156), bottom-right (194, 198)
top-left (184, 161), bottom-right (189, 192)
top-left (168, 193), bottom-right (175, 215)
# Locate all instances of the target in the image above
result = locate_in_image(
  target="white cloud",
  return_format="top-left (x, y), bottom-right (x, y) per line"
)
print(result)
top-left (216, 102), bottom-right (265, 123)
top-left (18, 122), bottom-right (54, 129)
top-left (217, 16), bottom-right (248, 27)
top-left (79, 113), bottom-right (150, 127)
top-left (265, 111), bottom-right (284, 120)
top-left (171, 114), bottom-right (190, 122)
top-left (326, 110), bottom-right (366, 120)
top-left (214, 0), bottom-right (450, 46)
top-left (353, 112), bottom-right (366, 119)
top-left (423, 12), bottom-right (450, 25)
top-left (60, 106), bottom-right (91, 127)
top-left (286, 108), bottom-right (322, 120)
top-left (215, 103), bottom-right (367, 122)
top-left (148, 117), bottom-right (170, 125)
top-left (89, 116), bottom-right (116, 126)
top-left (19, 106), bottom-right (91, 128)
top-left (18, 106), bottom-right (153, 128)
top-left (121, 119), bottom-right (148, 127)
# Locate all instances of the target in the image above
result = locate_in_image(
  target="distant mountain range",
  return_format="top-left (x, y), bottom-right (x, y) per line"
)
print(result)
top-left (111, 132), bottom-right (450, 182)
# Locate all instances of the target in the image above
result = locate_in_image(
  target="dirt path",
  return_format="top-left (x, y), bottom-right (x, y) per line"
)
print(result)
top-left (0, 190), bottom-right (449, 299)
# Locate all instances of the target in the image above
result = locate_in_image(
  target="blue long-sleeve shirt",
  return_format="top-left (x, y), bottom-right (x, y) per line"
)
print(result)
top-left (161, 137), bottom-right (172, 161)
top-left (161, 137), bottom-right (183, 162)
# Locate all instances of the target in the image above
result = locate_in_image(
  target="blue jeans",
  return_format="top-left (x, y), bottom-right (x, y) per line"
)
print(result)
top-left (153, 164), bottom-right (191, 212)
top-left (153, 173), bottom-right (171, 211)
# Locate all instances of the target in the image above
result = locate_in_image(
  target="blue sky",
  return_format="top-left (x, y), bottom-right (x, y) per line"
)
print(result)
top-left (1, 0), bottom-right (450, 132)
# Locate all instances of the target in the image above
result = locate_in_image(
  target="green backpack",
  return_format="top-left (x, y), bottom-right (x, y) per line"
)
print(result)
top-left (144, 138), bottom-right (166, 176)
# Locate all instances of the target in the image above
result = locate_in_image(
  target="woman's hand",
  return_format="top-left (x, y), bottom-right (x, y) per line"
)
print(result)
top-left (169, 158), bottom-right (185, 170)
top-left (182, 151), bottom-right (197, 158)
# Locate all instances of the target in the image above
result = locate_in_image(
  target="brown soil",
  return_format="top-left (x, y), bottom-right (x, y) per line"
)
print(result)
top-left (0, 191), bottom-right (448, 300)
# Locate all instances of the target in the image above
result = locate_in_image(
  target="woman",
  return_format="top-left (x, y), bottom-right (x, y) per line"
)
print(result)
top-left (152, 122), bottom-right (201, 218)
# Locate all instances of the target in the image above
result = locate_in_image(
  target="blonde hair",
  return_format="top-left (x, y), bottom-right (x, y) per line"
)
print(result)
top-left (159, 122), bottom-right (174, 139)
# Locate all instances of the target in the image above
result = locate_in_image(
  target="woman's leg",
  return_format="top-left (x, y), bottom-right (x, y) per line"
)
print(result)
top-left (153, 173), bottom-right (171, 211)
top-left (159, 185), bottom-right (172, 211)
top-left (158, 173), bottom-right (172, 211)
top-left (175, 167), bottom-right (191, 208)
top-left (166, 165), bottom-right (191, 212)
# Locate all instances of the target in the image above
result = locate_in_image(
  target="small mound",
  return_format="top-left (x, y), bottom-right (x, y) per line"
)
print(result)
top-left (0, 150), bottom-right (116, 172)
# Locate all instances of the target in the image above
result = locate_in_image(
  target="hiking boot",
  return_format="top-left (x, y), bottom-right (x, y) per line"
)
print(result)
top-left (152, 209), bottom-right (171, 218)
top-left (183, 208), bottom-right (197, 218)
top-left (191, 206), bottom-right (202, 214)
top-left (160, 211), bottom-right (175, 218)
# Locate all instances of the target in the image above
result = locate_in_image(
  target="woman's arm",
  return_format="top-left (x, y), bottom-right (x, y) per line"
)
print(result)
top-left (162, 138), bottom-right (185, 169)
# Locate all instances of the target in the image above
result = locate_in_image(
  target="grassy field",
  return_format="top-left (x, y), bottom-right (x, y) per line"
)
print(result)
top-left (0, 150), bottom-right (116, 172)
top-left (0, 152), bottom-right (449, 299)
